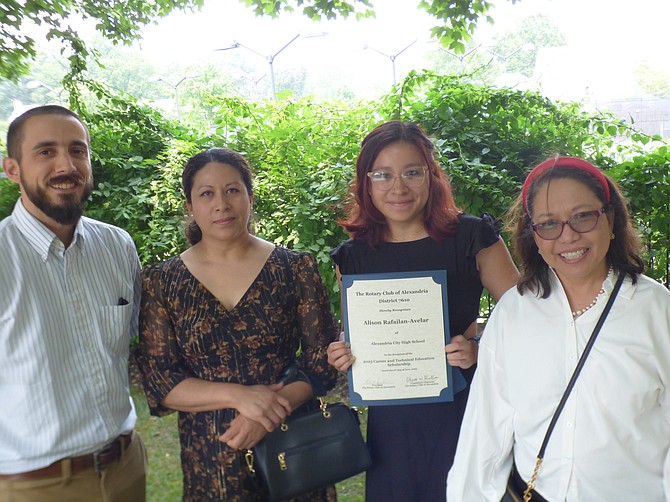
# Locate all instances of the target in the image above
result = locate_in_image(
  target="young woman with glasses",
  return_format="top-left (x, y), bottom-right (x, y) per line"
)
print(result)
top-left (326, 121), bottom-right (519, 500)
top-left (448, 157), bottom-right (670, 501)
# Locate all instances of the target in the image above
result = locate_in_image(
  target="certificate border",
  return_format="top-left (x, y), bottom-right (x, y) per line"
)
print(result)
top-left (341, 270), bottom-right (455, 406)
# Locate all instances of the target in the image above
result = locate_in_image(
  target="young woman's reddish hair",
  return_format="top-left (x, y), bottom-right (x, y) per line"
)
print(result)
top-left (339, 121), bottom-right (460, 247)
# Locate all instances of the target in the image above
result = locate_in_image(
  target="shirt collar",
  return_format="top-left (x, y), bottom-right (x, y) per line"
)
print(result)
top-left (12, 199), bottom-right (85, 261)
top-left (604, 268), bottom-right (635, 301)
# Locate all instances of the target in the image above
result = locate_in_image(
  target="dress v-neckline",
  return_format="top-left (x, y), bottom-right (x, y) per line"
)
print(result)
top-left (177, 248), bottom-right (276, 312)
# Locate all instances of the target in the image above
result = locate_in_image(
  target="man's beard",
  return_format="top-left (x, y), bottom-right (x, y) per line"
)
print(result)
top-left (22, 174), bottom-right (94, 225)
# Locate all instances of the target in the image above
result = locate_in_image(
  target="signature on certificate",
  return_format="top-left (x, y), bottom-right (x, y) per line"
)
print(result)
top-left (406, 374), bottom-right (440, 387)
top-left (361, 378), bottom-right (393, 389)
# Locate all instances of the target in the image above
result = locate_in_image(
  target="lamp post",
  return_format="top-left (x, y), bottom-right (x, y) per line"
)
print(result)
top-left (485, 43), bottom-right (535, 62)
top-left (26, 80), bottom-right (63, 105)
top-left (149, 73), bottom-right (199, 120)
top-left (241, 73), bottom-right (268, 96)
top-left (217, 32), bottom-right (327, 100)
top-left (364, 39), bottom-right (418, 85)
top-left (440, 44), bottom-right (481, 73)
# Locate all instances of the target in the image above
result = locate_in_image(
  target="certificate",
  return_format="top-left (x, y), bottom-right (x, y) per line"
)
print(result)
top-left (341, 270), bottom-right (454, 406)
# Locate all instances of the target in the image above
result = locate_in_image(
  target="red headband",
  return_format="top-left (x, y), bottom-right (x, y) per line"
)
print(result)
top-left (522, 156), bottom-right (611, 212)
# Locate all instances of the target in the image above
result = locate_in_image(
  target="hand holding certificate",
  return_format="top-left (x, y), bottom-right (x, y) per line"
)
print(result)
top-left (341, 270), bottom-right (455, 405)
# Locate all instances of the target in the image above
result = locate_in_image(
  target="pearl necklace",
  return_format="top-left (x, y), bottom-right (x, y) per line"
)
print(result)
top-left (571, 268), bottom-right (613, 318)
top-left (571, 289), bottom-right (604, 317)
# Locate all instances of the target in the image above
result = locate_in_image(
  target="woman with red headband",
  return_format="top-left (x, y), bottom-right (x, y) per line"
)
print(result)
top-left (447, 156), bottom-right (670, 501)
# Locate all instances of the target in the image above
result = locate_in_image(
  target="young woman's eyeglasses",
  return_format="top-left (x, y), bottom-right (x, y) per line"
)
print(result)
top-left (367, 167), bottom-right (428, 191)
top-left (531, 207), bottom-right (608, 240)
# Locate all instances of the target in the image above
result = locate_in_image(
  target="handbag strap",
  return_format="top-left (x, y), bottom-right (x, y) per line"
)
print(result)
top-left (523, 272), bottom-right (625, 501)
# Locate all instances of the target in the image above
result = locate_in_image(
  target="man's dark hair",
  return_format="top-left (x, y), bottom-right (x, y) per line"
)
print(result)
top-left (6, 105), bottom-right (90, 161)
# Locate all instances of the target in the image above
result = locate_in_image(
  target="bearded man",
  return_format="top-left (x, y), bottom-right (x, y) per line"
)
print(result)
top-left (0, 105), bottom-right (146, 501)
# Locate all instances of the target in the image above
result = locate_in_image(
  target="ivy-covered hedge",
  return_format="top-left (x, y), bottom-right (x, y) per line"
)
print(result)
top-left (1, 72), bottom-right (667, 314)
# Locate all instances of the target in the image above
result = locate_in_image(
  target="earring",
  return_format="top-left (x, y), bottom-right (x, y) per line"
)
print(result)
top-left (611, 232), bottom-right (615, 240)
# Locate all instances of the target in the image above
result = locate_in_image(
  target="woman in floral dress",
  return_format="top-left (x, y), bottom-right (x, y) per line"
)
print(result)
top-left (138, 148), bottom-right (339, 501)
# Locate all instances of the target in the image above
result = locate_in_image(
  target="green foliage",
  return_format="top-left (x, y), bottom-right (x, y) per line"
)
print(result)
top-left (0, 1), bottom-right (37, 79)
top-left (0, 178), bottom-right (20, 217)
top-left (420, 0), bottom-right (508, 52)
top-left (240, 0), bottom-right (374, 20)
top-left (196, 96), bottom-right (379, 304)
top-left (142, 141), bottom-right (195, 263)
top-left (64, 79), bottom-right (188, 264)
top-left (609, 144), bottom-right (670, 286)
top-left (377, 71), bottom-right (670, 290)
top-left (0, 0), bottom-right (204, 82)
top-left (2, 70), bottom-right (668, 322)
top-left (381, 71), bottom-right (611, 215)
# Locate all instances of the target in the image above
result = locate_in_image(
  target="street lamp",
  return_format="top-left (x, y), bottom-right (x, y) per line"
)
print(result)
top-left (364, 39), bottom-right (418, 85)
top-left (241, 72), bottom-right (268, 96)
top-left (440, 44), bottom-right (481, 73)
top-left (242, 73), bottom-right (267, 86)
top-left (485, 43), bottom-right (535, 62)
top-left (149, 73), bottom-right (199, 120)
top-left (26, 80), bottom-right (63, 105)
top-left (217, 32), bottom-right (327, 100)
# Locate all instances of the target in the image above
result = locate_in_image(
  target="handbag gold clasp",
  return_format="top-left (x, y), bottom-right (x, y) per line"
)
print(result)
top-left (278, 452), bottom-right (287, 471)
top-left (245, 449), bottom-right (255, 473)
top-left (319, 397), bottom-right (331, 419)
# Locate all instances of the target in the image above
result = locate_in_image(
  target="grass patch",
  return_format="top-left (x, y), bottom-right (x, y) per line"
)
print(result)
top-left (132, 386), bottom-right (182, 501)
top-left (131, 374), bottom-right (367, 501)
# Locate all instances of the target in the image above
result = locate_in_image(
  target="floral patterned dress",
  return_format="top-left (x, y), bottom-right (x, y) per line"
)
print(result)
top-left (138, 246), bottom-right (339, 501)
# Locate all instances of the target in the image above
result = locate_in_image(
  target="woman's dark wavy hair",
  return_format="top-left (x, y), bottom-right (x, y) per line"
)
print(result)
top-left (507, 163), bottom-right (644, 298)
top-left (339, 121), bottom-right (460, 247)
top-left (182, 148), bottom-right (253, 245)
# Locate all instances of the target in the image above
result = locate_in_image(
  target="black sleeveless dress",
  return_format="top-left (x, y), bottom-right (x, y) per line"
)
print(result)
top-left (330, 213), bottom-right (499, 501)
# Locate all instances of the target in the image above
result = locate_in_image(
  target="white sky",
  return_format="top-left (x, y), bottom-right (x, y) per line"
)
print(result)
top-left (133, 0), bottom-right (670, 102)
top-left (136, 0), bottom-right (438, 97)
top-left (54, 0), bottom-right (656, 102)
top-left (488, 0), bottom-right (670, 101)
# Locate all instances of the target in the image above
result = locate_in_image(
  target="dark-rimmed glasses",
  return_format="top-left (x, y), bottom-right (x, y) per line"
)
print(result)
top-left (367, 167), bottom-right (428, 191)
top-left (531, 207), bottom-right (608, 240)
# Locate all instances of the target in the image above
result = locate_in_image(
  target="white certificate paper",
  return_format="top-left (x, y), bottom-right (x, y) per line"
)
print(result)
top-left (341, 270), bottom-right (453, 405)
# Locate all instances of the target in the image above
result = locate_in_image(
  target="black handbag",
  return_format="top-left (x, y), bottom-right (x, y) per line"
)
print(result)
top-left (246, 397), bottom-right (372, 501)
top-left (502, 464), bottom-right (547, 502)
top-left (503, 274), bottom-right (624, 502)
